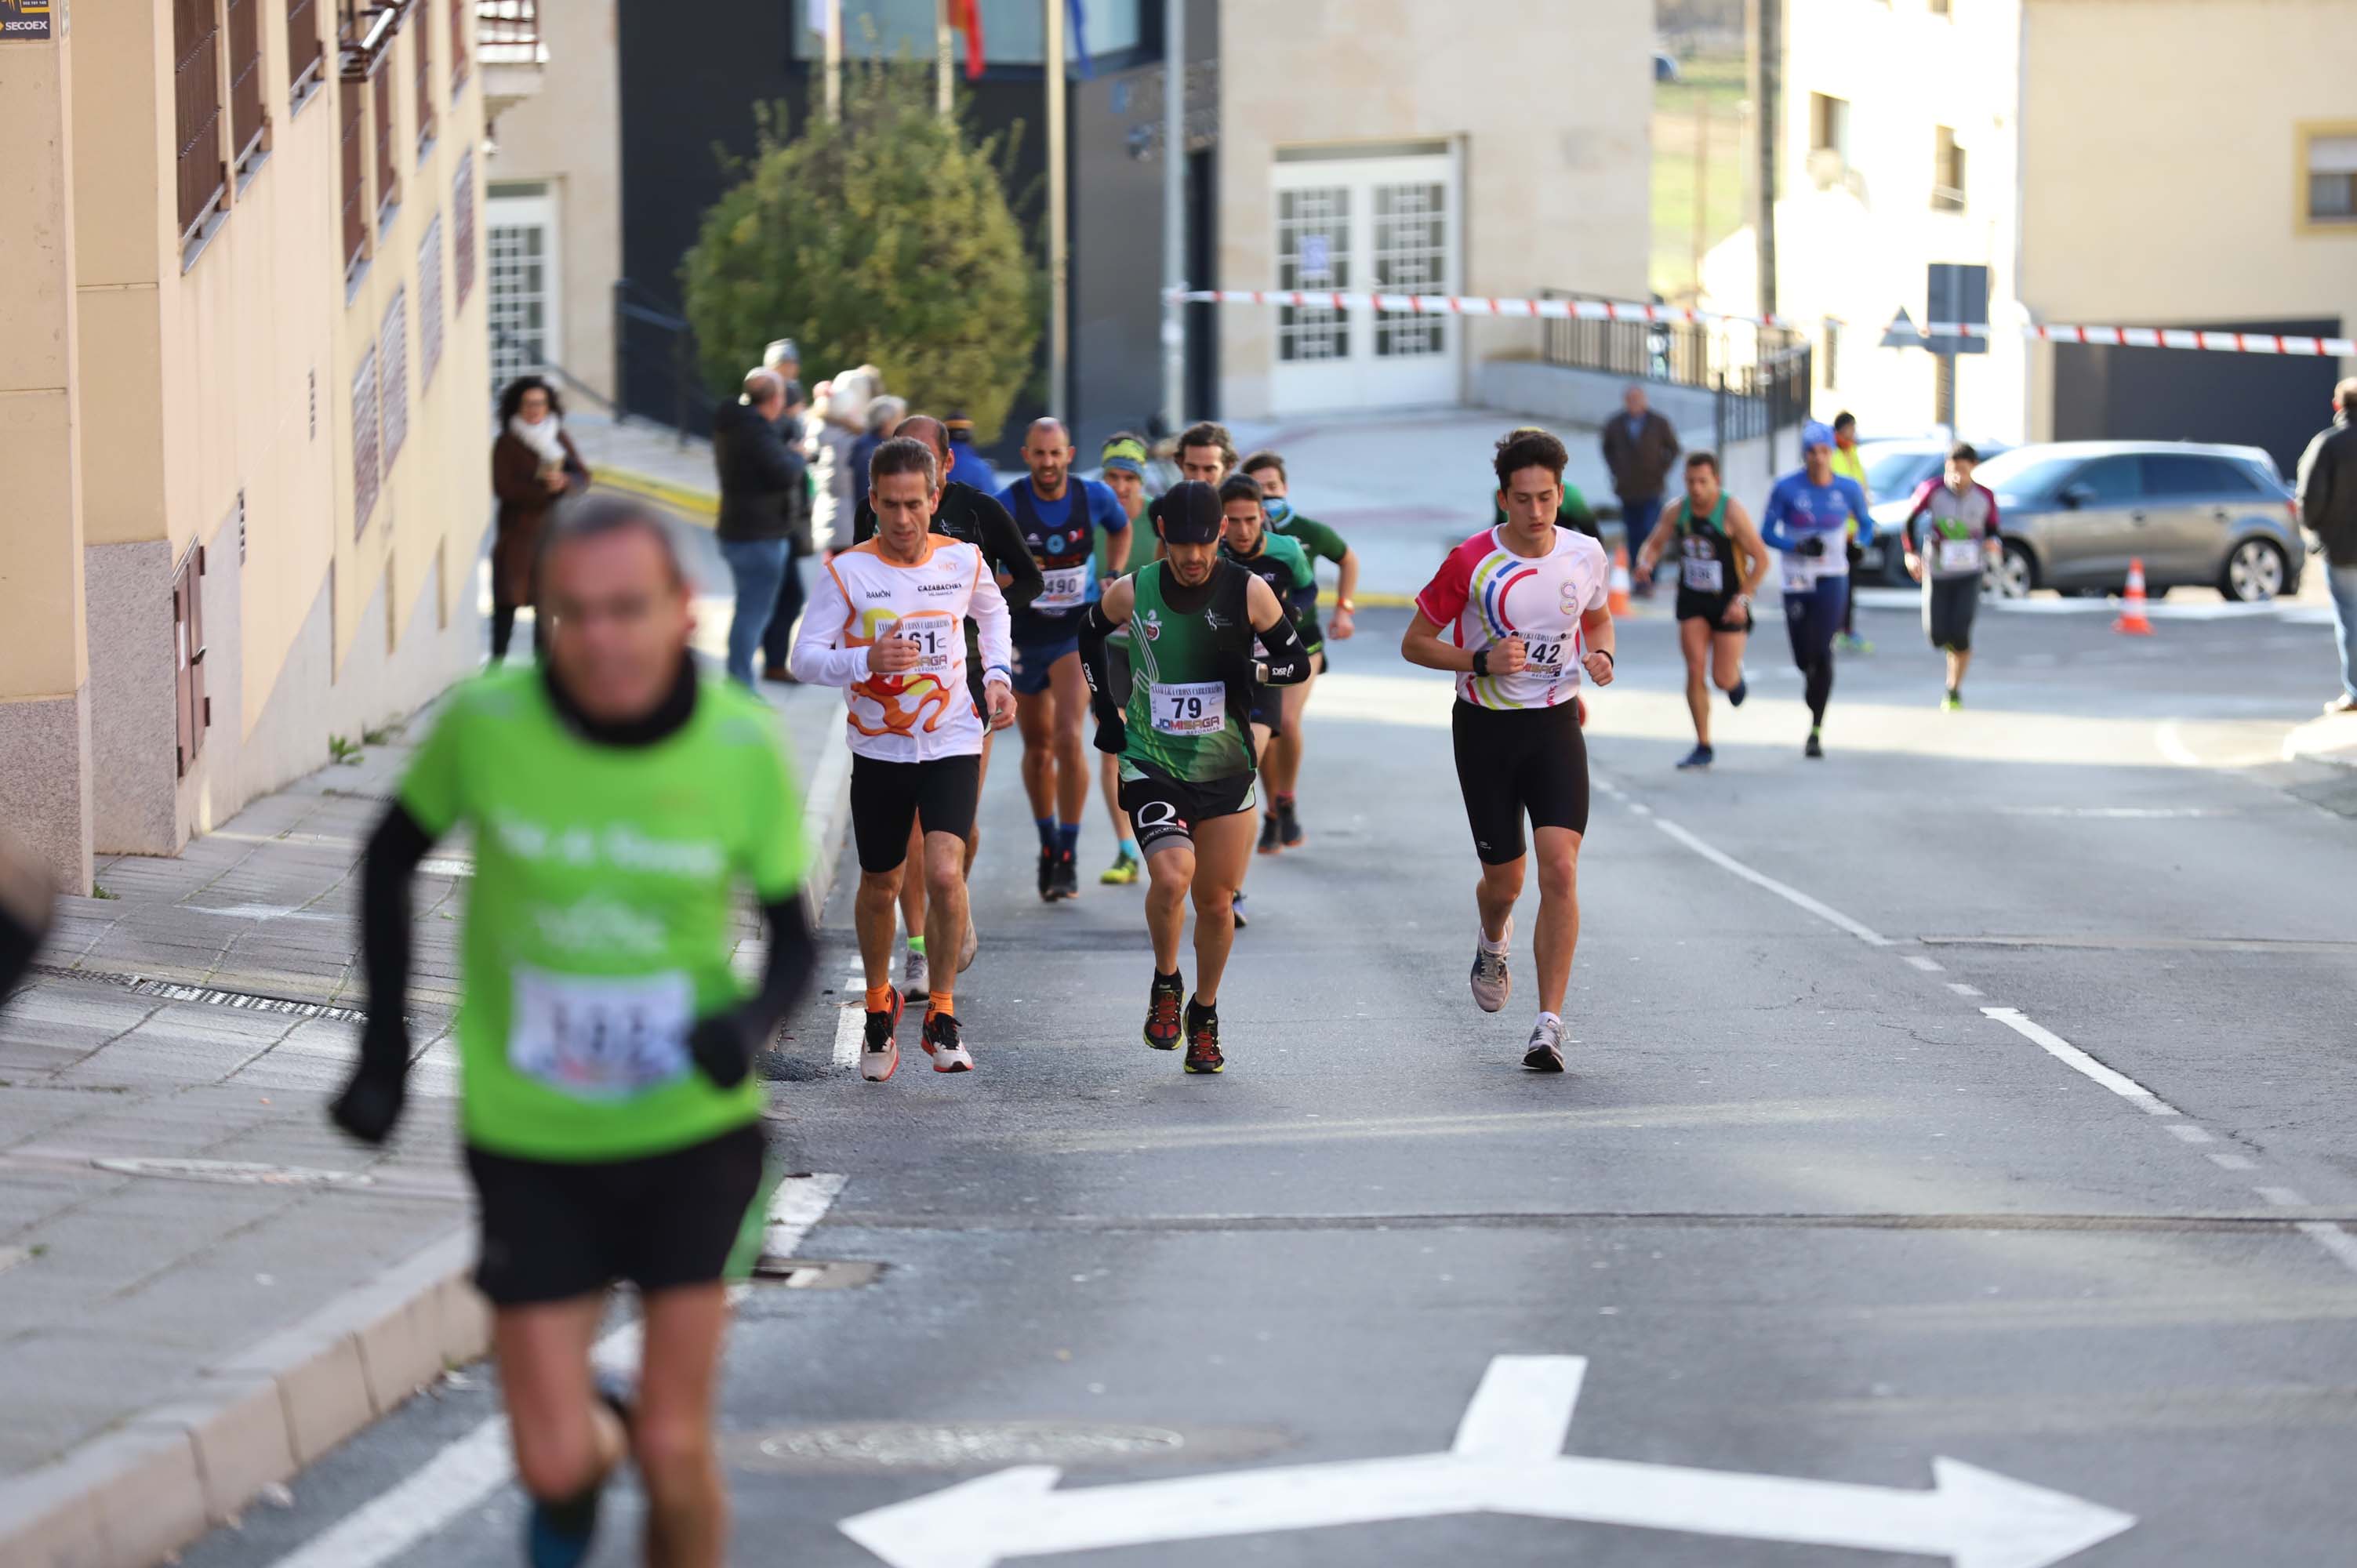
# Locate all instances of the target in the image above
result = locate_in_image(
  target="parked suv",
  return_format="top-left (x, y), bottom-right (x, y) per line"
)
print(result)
top-left (1970, 441), bottom-right (2304, 602)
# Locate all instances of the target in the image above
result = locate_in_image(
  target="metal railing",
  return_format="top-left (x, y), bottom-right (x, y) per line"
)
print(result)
top-left (612, 279), bottom-right (710, 445)
top-left (477, 0), bottom-right (544, 66)
top-left (1541, 289), bottom-right (1812, 458)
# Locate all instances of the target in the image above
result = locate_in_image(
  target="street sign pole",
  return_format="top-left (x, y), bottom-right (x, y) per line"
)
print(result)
top-left (1160, 0), bottom-right (1187, 436)
top-left (1045, 0), bottom-right (1068, 425)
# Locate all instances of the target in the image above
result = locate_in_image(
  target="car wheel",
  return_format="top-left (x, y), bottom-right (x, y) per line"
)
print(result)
top-left (2221, 537), bottom-right (2286, 603)
top-left (1989, 542), bottom-right (2036, 599)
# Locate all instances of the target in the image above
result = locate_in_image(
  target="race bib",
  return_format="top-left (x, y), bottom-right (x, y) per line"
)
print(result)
top-left (1781, 553), bottom-right (1822, 593)
top-left (1938, 539), bottom-right (1982, 574)
top-left (1150, 681), bottom-right (1226, 736)
top-left (890, 615), bottom-right (958, 676)
top-left (1523, 638), bottom-right (1569, 678)
top-left (1682, 558), bottom-right (1724, 593)
top-left (508, 967), bottom-right (694, 1101)
top-left (1034, 564), bottom-right (1091, 612)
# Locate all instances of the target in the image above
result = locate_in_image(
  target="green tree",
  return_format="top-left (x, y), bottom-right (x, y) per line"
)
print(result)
top-left (681, 67), bottom-right (1039, 443)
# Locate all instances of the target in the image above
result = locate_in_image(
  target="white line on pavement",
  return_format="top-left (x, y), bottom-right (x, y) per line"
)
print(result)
top-left (1648, 818), bottom-right (1893, 947)
top-left (1945, 982), bottom-right (1983, 997)
top-left (1904, 956), bottom-right (1944, 973)
top-left (2255, 1187), bottom-right (2312, 1207)
top-left (1449, 1355), bottom-right (1587, 1459)
top-left (2294, 1222), bottom-right (2357, 1278)
top-left (2208, 1152), bottom-right (2257, 1171)
top-left (263, 1174), bottom-right (848, 1568)
top-left (833, 967), bottom-right (866, 1069)
top-left (1978, 1008), bottom-right (2181, 1116)
top-left (2165, 1124), bottom-right (2216, 1145)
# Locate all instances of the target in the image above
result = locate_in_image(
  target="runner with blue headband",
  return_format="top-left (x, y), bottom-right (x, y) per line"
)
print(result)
top-left (1760, 421), bottom-right (1874, 759)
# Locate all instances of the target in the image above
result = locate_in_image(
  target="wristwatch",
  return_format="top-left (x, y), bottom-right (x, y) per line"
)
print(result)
top-left (1335, 597), bottom-right (1356, 612)
top-left (1471, 648), bottom-right (1491, 678)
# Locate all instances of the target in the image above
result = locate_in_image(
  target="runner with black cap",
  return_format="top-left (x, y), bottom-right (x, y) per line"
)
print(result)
top-left (1077, 481), bottom-right (1313, 1073)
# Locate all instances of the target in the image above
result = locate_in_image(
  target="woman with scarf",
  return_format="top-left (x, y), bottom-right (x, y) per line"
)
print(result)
top-left (490, 376), bottom-right (592, 661)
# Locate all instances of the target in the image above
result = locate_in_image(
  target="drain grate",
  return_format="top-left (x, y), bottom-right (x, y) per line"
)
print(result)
top-left (32, 965), bottom-right (369, 1023)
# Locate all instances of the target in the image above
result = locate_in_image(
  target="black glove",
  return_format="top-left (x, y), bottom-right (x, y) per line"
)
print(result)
top-left (1797, 535), bottom-right (1827, 560)
top-left (329, 1022), bottom-right (411, 1145)
top-left (687, 1010), bottom-right (757, 1090)
top-left (1092, 710), bottom-right (1128, 756)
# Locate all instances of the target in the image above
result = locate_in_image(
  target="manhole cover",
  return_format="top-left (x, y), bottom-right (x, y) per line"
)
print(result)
top-left (90, 1157), bottom-right (375, 1188)
top-left (725, 1420), bottom-right (1289, 1474)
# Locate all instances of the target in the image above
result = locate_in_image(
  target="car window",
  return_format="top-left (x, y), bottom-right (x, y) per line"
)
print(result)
top-left (2145, 454), bottom-right (2259, 497)
top-left (1972, 450), bottom-right (2081, 501)
top-left (1862, 448), bottom-right (1938, 498)
top-left (2069, 456), bottom-right (2142, 504)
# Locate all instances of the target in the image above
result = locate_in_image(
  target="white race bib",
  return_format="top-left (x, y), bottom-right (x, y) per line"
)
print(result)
top-left (1523, 638), bottom-right (1569, 678)
top-left (1682, 557), bottom-right (1724, 593)
top-left (1150, 680), bottom-right (1226, 736)
top-left (1781, 553), bottom-right (1823, 593)
top-left (508, 967), bottom-right (694, 1101)
top-left (1034, 564), bottom-right (1090, 612)
top-left (1938, 539), bottom-right (1982, 574)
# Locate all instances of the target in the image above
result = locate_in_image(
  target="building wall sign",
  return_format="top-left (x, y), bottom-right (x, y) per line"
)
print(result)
top-left (1, 0), bottom-right (53, 41)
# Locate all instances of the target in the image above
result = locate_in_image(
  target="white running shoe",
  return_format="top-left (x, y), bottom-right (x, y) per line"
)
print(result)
top-left (1522, 1015), bottom-right (1566, 1073)
top-left (958, 913), bottom-right (979, 973)
top-left (922, 1014), bottom-right (973, 1073)
top-left (1469, 918), bottom-right (1513, 1013)
top-left (902, 946), bottom-right (930, 1003)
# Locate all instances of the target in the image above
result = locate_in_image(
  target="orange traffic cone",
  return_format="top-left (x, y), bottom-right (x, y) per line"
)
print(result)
top-left (2114, 558), bottom-right (2155, 635)
top-left (1607, 545), bottom-right (1633, 616)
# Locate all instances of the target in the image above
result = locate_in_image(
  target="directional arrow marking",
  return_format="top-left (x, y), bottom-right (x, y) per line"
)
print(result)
top-left (839, 1355), bottom-right (2134, 1568)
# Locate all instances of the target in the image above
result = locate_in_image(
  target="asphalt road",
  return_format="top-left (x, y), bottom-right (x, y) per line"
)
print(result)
top-left (183, 594), bottom-right (2357, 1568)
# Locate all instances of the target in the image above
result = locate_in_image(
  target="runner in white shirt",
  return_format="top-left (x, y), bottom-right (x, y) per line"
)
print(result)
top-left (1402, 428), bottom-right (1616, 1073)
top-left (793, 437), bottom-right (1014, 1081)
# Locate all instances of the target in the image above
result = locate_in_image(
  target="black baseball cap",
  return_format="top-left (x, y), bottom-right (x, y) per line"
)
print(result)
top-left (1151, 481), bottom-right (1223, 545)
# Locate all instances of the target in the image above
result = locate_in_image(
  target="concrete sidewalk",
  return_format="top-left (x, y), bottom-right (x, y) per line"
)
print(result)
top-left (0, 670), bottom-right (851, 1568)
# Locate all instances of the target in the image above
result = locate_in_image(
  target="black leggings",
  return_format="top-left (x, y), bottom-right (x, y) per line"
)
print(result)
top-left (489, 604), bottom-right (547, 662)
top-left (1784, 579), bottom-right (1847, 727)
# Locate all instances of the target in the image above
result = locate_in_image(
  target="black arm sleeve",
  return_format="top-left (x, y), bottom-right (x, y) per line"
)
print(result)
top-left (851, 499), bottom-right (876, 546)
top-left (1257, 604), bottom-right (1313, 687)
top-left (685, 895), bottom-right (819, 1089)
top-left (1077, 602), bottom-right (1127, 736)
top-left (332, 803), bottom-right (436, 1143)
top-left (975, 494), bottom-right (1046, 612)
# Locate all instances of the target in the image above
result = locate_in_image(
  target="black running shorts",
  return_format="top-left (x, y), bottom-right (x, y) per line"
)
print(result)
top-left (1450, 699), bottom-right (1590, 865)
top-left (467, 1123), bottom-right (766, 1308)
top-left (851, 753), bottom-right (982, 872)
top-left (1675, 589), bottom-right (1753, 635)
top-left (1118, 769), bottom-right (1256, 855)
top-left (1924, 575), bottom-right (1980, 652)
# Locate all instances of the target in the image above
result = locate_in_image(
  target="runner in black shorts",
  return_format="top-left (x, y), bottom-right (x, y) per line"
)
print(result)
top-left (1404, 429), bottom-right (1617, 1074)
top-left (1901, 443), bottom-right (2003, 710)
top-left (1636, 451), bottom-right (1772, 770)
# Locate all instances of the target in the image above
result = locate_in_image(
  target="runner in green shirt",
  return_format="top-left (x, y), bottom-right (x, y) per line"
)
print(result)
top-left (1238, 450), bottom-right (1362, 853)
top-left (330, 495), bottom-right (816, 1568)
top-left (1078, 481), bottom-right (1313, 1074)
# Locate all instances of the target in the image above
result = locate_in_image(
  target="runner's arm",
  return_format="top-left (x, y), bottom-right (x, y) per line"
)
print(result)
top-left (685, 897), bottom-right (817, 1089)
top-left (970, 566), bottom-right (1015, 690)
top-left (975, 492), bottom-right (1045, 610)
top-left (1580, 604), bottom-right (1618, 686)
top-left (1844, 479), bottom-right (1876, 547)
top-left (331, 803), bottom-right (440, 1143)
top-left (1724, 499), bottom-right (1772, 601)
top-left (1756, 481), bottom-right (1798, 553)
top-left (1077, 579), bottom-right (1135, 746)
top-left (786, 562), bottom-right (871, 685)
top-left (1635, 514), bottom-right (1671, 577)
top-left (1244, 575), bottom-right (1313, 687)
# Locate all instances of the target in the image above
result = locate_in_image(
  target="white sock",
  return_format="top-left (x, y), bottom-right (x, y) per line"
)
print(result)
top-left (1479, 927), bottom-right (1507, 954)
top-left (1534, 1010), bottom-right (1563, 1033)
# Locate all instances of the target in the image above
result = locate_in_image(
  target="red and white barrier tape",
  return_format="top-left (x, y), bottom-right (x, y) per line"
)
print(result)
top-left (1167, 289), bottom-right (2355, 359)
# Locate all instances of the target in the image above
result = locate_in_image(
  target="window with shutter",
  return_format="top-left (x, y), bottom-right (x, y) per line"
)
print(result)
top-left (354, 343), bottom-right (380, 533)
top-left (372, 45), bottom-right (398, 223)
top-left (227, 0), bottom-right (265, 171)
top-left (289, 0), bottom-right (321, 93)
top-left (419, 215), bottom-right (446, 387)
top-left (449, 0), bottom-right (468, 93)
top-left (381, 289), bottom-right (409, 465)
top-left (339, 67), bottom-right (366, 274)
top-left (415, 1), bottom-right (435, 152)
top-left (452, 149), bottom-right (477, 307)
top-left (175, 0), bottom-right (227, 242)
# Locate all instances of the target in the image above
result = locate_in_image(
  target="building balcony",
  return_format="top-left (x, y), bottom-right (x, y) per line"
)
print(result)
top-left (478, 0), bottom-right (544, 121)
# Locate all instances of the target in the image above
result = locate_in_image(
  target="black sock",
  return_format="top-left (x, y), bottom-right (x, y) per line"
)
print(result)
top-left (1186, 996), bottom-right (1216, 1018)
top-left (1155, 967), bottom-right (1182, 988)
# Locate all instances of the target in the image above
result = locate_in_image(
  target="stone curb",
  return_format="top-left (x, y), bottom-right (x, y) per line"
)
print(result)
top-left (0, 1230), bottom-right (482, 1568)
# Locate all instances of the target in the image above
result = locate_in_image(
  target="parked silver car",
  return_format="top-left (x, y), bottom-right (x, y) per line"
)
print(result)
top-left (1969, 441), bottom-right (2304, 602)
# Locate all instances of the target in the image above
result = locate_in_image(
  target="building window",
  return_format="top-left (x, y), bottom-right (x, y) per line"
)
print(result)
top-left (226, 0), bottom-right (266, 172)
top-left (1932, 126), bottom-right (1967, 212)
top-left (353, 343), bottom-right (380, 532)
top-left (794, 0), bottom-right (1139, 66)
top-left (1372, 182), bottom-right (1447, 359)
top-left (174, 0), bottom-right (227, 244)
top-left (419, 215), bottom-right (446, 388)
top-left (1276, 186), bottom-right (1350, 364)
top-left (289, 0), bottom-right (322, 93)
top-left (449, 0), bottom-right (469, 93)
top-left (339, 66), bottom-right (366, 275)
top-left (173, 545), bottom-right (211, 778)
top-left (1929, 0), bottom-right (1952, 15)
top-left (488, 198), bottom-right (554, 389)
top-left (452, 149), bottom-right (478, 307)
top-left (380, 289), bottom-right (409, 466)
top-left (1809, 93), bottom-right (1849, 159)
top-left (2305, 128), bottom-right (2357, 226)
top-left (1822, 318), bottom-right (1842, 391)
top-left (414, 0), bottom-right (435, 152)
top-left (372, 45), bottom-right (399, 223)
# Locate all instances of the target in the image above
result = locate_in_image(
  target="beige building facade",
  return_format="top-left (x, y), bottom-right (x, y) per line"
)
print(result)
top-left (1763, 0), bottom-right (2357, 445)
top-left (1214, 0), bottom-right (1654, 420)
top-left (0, 0), bottom-right (510, 891)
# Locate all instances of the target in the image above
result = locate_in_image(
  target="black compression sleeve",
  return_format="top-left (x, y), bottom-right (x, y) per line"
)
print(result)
top-left (744, 896), bottom-right (818, 1041)
top-left (978, 495), bottom-right (1046, 612)
top-left (1257, 606), bottom-right (1313, 686)
top-left (359, 803), bottom-right (435, 1069)
top-left (1077, 602), bottom-right (1123, 725)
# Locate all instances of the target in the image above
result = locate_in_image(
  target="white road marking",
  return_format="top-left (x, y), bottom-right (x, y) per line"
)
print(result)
top-left (839, 1353), bottom-right (2134, 1568)
top-left (1905, 956), bottom-right (1944, 973)
top-left (2294, 1222), bottom-right (2357, 1278)
top-left (2255, 1186), bottom-right (2311, 1207)
top-left (833, 967), bottom-right (866, 1069)
top-left (2164, 1124), bottom-right (2216, 1145)
top-left (1995, 807), bottom-right (2229, 819)
top-left (263, 1174), bottom-right (848, 1568)
top-left (2154, 721), bottom-right (2202, 768)
top-left (1979, 1009), bottom-right (2181, 1116)
top-left (2208, 1152), bottom-right (2257, 1171)
top-left (1647, 818), bottom-right (1892, 947)
top-left (1945, 982), bottom-right (1983, 998)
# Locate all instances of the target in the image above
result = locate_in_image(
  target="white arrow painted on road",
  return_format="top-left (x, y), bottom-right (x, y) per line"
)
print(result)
top-left (840, 1355), bottom-right (2134, 1568)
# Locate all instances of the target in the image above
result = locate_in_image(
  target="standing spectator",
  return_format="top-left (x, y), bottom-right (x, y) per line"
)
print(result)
top-left (489, 375), bottom-right (590, 662)
top-left (2297, 376), bottom-right (2357, 716)
top-left (944, 412), bottom-right (997, 492)
top-left (849, 395), bottom-right (909, 517)
top-left (758, 339), bottom-right (811, 681)
top-left (713, 368), bottom-right (808, 688)
top-left (1601, 383), bottom-right (1680, 596)
top-left (804, 365), bottom-right (880, 557)
top-left (1829, 411), bottom-right (1875, 652)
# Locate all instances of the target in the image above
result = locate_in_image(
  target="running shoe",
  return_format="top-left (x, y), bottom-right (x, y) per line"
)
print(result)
top-left (1804, 729), bottom-right (1825, 759)
top-left (958, 913), bottom-right (979, 972)
top-left (1522, 1016), bottom-right (1567, 1073)
top-left (1101, 851), bottom-right (1141, 884)
top-left (1258, 812), bottom-right (1281, 855)
top-left (1230, 892), bottom-right (1250, 930)
top-left (1143, 972), bottom-right (1185, 1051)
top-left (1676, 744), bottom-right (1714, 770)
top-left (1277, 798), bottom-right (1304, 848)
top-left (1051, 849), bottom-right (1080, 901)
top-left (902, 946), bottom-right (930, 1004)
top-left (1942, 690), bottom-right (1963, 712)
top-left (1036, 848), bottom-right (1059, 902)
top-left (922, 1011), bottom-right (973, 1073)
top-left (1183, 1002), bottom-right (1225, 1074)
top-left (1835, 633), bottom-right (1874, 655)
top-left (861, 987), bottom-right (903, 1083)
top-left (1470, 916), bottom-right (1513, 1013)
top-left (1727, 676), bottom-right (1748, 707)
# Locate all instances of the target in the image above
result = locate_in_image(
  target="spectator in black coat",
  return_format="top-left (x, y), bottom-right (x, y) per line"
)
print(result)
top-left (712, 368), bottom-right (808, 686)
top-left (2297, 376), bottom-right (2357, 715)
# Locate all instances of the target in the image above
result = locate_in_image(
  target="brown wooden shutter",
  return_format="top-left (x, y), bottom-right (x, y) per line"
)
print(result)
top-left (340, 67), bottom-right (365, 271)
top-left (414, 0), bottom-right (434, 148)
top-left (173, 0), bottom-right (226, 240)
top-left (288, 0), bottom-right (321, 89)
top-left (227, 0), bottom-right (263, 165)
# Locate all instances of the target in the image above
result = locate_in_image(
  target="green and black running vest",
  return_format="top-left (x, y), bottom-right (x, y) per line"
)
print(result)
top-left (1120, 560), bottom-right (1257, 785)
top-left (1674, 494), bottom-right (1735, 597)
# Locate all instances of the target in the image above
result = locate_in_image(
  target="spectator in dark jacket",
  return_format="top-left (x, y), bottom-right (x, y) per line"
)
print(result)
top-left (848, 395), bottom-right (908, 517)
top-left (1601, 384), bottom-right (1681, 596)
top-left (2296, 376), bottom-right (2357, 715)
top-left (490, 375), bottom-right (590, 662)
top-left (713, 368), bottom-right (808, 687)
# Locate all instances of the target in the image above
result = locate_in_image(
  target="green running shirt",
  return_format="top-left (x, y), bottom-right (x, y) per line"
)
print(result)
top-left (1120, 561), bottom-right (1257, 786)
top-left (399, 667), bottom-right (811, 1162)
